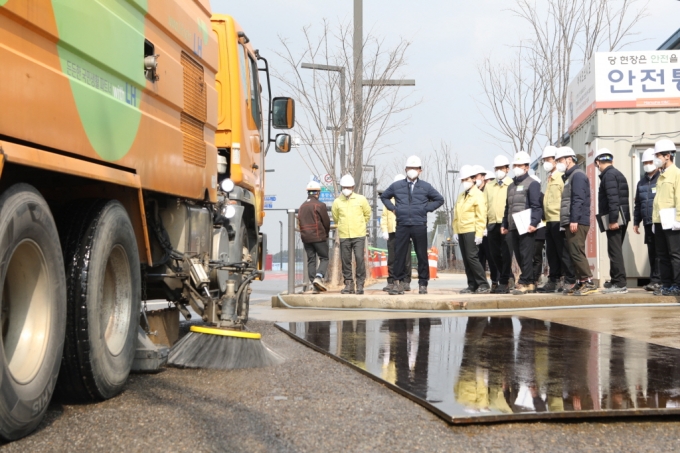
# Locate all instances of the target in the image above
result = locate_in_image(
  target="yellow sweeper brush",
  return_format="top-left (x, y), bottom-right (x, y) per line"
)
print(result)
top-left (168, 325), bottom-right (283, 370)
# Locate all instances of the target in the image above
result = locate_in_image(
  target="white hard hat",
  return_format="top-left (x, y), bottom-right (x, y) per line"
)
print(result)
top-left (484, 170), bottom-right (495, 180)
top-left (306, 181), bottom-right (321, 191)
top-left (393, 174), bottom-right (405, 182)
top-left (405, 155), bottom-right (422, 168)
top-left (641, 148), bottom-right (655, 163)
top-left (655, 139), bottom-right (677, 154)
top-left (555, 146), bottom-right (576, 160)
top-left (594, 148), bottom-right (613, 161)
top-left (512, 151), bottom-right (531, 166)
top-left (472, 165), bottom-right (487, 175)
top-left (542, 145), bottom-right (558, 159)
top-left (494, 155), bottom-right (510, 168)
top-left (339, 174), bottom-right (355, 187)
top-left (458, 165), bottom-right (476, 180)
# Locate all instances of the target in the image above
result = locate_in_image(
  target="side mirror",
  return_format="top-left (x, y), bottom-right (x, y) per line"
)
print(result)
top-left (275, 134), bottom-right (291, 153)
top-left (272, 97), bottom-right (295, 129)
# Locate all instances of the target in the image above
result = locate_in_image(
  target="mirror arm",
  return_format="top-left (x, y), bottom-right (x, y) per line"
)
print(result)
top-left (257, 52), bottom-right (274, 155)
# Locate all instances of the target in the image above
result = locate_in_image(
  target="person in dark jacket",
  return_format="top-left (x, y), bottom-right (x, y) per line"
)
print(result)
top-left (595, 148), bottom-right (630, 294)
top-left (634, 148), bottom-right (661, 291)
top-left (501, 152), bottom-right (543, 295)
top-left (530, 175), bottom-right (546, 289)
top-left (555, 147), bottom-right (597, 296)
top-left (381, 155), bottom-right (445, 295)
top-left (298, 181), bottom-right (331, 293)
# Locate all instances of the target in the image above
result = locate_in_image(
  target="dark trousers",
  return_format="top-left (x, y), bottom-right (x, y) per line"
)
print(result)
top-left (644, 224), bottom-right (660, 283)
top-left (509, 229), bottom-right (536, 285)
top-left (606, 224), bottom-right (628, 287)
top-left (340, 237), bottom-right (365, 284)
top-left (460, 232), bottom-right (489, 290)
top-left (304, 240), bottom-right (330, 281)
top-left (545, 221), bottom-right (576, 284)
top-left (533, 239), bottom-right (545, 283)
top-left (387, 232), bottom-right (411, 284)
top-left (394, 224), bottom-right (429, 286)
top-left (654, 224), bottom-right (680, 287)
top-left (565, 224), bottom-right (592, 280)
top-left (478, 235), bottom-right (499, 283)
top-left (488, 223), bottom-right (513, 284)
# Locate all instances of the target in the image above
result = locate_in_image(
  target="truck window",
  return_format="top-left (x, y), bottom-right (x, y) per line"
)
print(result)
top-left (248, 55), bottom-right (262, 130)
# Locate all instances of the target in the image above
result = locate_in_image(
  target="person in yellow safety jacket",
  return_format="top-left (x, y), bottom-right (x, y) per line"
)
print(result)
top-left (485, 155), bottom-right (515, 293)
top-left (651, 139), bottom-right (680, 295)
top-left (332, 174), bottom-right (372, 295)
top-left (453, 165), bottom-right (490, 293)
top-left (380, 174), bottom-right (413, 292)
top-left (539, 145), bottom-right (576, 293)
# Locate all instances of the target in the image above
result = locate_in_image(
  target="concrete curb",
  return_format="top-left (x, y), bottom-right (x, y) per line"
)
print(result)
top-left (272, 289), bottom-right (679, 311)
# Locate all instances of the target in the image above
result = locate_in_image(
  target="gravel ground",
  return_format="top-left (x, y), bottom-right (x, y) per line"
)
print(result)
top-left (3, 319), bottom-right (680, 452)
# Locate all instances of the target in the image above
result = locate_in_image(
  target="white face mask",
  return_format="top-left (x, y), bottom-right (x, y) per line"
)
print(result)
top-left (543, 161), bottom-right (554, 172)
top-left (475, 179), bottom-right (482, 187)
top-left (342, 188), bottom-right (353, 197)
top-left (654, 157), bottom-right (665, 169)
top-left (644, 164), bottom-right (657, 173)
top-left (556, 162), bottom-right (567, 173)
top-left (462, 181), bottom-right (474, 191)
top-left (406, 169), bottom-right (419, 180)
top-left (495, 170), bottom-right (506, 180)
top-left (513, 167), bottom-right (526, 177)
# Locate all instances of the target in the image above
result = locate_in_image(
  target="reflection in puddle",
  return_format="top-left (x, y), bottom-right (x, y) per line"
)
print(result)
top-left (277, 317), bottom-right (680, 423)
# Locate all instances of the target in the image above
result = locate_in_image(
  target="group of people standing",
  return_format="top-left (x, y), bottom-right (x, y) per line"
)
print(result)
top-left (297, 138), bottom-right (679, 297)
top-left (454, 138), bottom-right (679, 297)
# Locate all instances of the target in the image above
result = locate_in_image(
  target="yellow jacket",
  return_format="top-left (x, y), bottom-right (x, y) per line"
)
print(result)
top-left (544, 170), bottom-right (565, 222)
top-left (332, 192), bottom-right (372, 238)
top-left (381, 198), bottom-right (397, 234)
top-left (453, 186), bottom-right (487, 238)
top-left (486, 176), bottom-right (513, 224)
top-left (653, 164), bottom-right (680, 223)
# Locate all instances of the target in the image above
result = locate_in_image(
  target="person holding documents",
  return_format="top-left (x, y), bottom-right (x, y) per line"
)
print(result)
top-left (501, 152), bottom-right (543, 295)
top-left (595, 148), bottom-right (630, 294)
top-left (487, 155), bottom-right (515, 293)
top-left (555, 147), bottom-right (597, 296)
top-left (633, 148), bottom-right (660, 292)
top-left (651, 139), bottom-right (680, 296)
top-left (454, 165), bottom-right (491, 293)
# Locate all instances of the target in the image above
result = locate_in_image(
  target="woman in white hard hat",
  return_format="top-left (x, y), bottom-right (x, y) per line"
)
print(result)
top-left (472, 165), bottom-right (499, 288)
top-left (453, 165), bottom-right (490, 293)
top-left (633, 148), bottom-right (661, 292)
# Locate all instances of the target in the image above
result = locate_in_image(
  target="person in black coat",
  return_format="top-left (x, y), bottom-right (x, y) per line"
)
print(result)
top-left (381, 155), bottom-right (444, 295)
top-left (595, 148), bottom-right (630, 293)
top-left (633, 148), bottom-right (661, 291)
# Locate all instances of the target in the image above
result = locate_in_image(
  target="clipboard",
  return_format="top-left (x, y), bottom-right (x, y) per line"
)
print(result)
top-left (596, 207), bottom-right (628, 233)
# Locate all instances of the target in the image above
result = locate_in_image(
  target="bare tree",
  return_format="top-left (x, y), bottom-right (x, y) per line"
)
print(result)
top-left (423, 141), bottom-right (459, 233)
top-left (273, 20), bottom-right (419, 194)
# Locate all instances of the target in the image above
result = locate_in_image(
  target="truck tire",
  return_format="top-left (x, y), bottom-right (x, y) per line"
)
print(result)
top-left (0, 184), bottom-right (67, 441)
top-left (56, 200), bottom-right (140, 402)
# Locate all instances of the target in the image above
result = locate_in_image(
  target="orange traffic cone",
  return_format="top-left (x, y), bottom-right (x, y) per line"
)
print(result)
top-left (428, 248), bottom-right (438, 279)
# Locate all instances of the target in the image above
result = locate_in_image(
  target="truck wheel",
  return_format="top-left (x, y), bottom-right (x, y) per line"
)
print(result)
top-left (0, 184), bottom-right (66, 441)
top-left (56, 200), bottom-right (140, 402)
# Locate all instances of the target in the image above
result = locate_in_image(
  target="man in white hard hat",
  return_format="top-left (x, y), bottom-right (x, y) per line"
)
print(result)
top-left (471, 165), bottom-right (498, 286)
top-left (501, 152), bottom-right (543, 294)
top-left (651, 139), bottom-right (680, 296)
top-left (486, 155), bottom-right (515, 293)
top-left (380, 174), bottom-right (412, 292)
top-left (633, 148), bottom-right (661, 292)
top-left (539, 145), bottom-right (576, 293)
top-left (595, 148), bottom-right (630, 294)
top-left (298, 180), bottom-right (332, 293)
top-left (332, 174), bottom-right (372, 294)
top-left (381, 155), bottom-right (444, 295)
top-left (453, 165), bottom-right (491, 293)
top-left (555, 147), bottom-right (597, 296)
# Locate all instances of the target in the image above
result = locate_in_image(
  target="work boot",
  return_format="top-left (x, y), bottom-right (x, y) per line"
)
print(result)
top-left (475, 285), bottom-right (491, 294)
top-left (602, 284), bottom-right (627, 294)
top-left (403, 282), bottom-right (412, 291)
top-left (419, 285), bottom-right (427, 295)
top-left (341, 281), bottom-right (355, 294)
top-left (538, 280), bottom-right (557, 293)
top-left (356, 283), bottom-right (365, 295)
top-left (389, 280), bottom-right (404, 295)
top-left (644, 282), bottom-right (660, 292)
top-left (495, 283), bottom-right (509, 294)
top-left (313, 277), bottom-right (327, 292)
top-left (460, 286), bottom-right (476, 294)
top-left (574, 280), bottom-right (598, 296)
top-left (490, 282), bottom-right (499, 293)
top-left (383, 282), bottom-right (394, 292)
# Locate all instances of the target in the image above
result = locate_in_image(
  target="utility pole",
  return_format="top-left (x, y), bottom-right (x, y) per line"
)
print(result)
top-left (363, 164), bottom-right (377, 245)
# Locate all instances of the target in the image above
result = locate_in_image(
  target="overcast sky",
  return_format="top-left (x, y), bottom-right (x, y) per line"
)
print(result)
top-left (211, 0), bottom-right (680, 254)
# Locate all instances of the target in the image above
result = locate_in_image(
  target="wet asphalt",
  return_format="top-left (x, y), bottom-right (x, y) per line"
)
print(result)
top-left (2, 315), bottom-right (680, 452)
